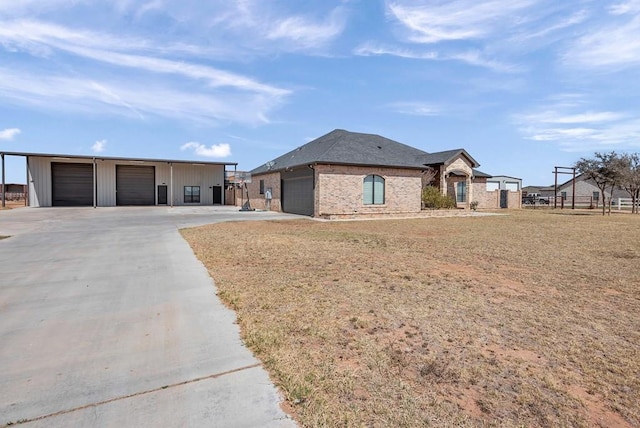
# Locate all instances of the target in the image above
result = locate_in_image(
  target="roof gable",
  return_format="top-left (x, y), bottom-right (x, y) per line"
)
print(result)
top-left (423, 149), bottom-right (480, 168)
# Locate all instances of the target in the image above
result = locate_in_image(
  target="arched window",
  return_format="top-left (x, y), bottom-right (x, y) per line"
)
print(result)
top-left (363, 175), bottom-right (385, 205)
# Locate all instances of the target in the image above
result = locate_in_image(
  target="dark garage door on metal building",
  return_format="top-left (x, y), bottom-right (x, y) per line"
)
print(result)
top-left (52, 162), bottom-right (93, 206)
top-left (116, 165), bottom-right (155, 205)
top-left (281, 169), bottom-right (314, 216)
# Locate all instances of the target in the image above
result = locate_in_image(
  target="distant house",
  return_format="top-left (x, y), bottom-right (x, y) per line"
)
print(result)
top-left (554, 174), bottom-right (630, 207)
top-left (246, 129), bottom-right (521, 218)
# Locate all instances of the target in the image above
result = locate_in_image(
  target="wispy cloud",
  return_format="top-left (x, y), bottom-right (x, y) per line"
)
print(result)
top-left (353, 0), bottom-right (558, 73)
top-left (514, 97), bottom-right (640, 151)
top-left (386, 0), bottom-right (537, 44)
top-left (0, 128), bottom-right (21, 140)
top-left (105, 1), bottom-right (347, 54)
top-left (0, 67), bottom-right (280, 124)
top-left (180, 142), bottom-right (232, 158)
top-left (266, 7), bottom-right (346, 50)
top-left (609, 0), bottom-right (640, 15)
top-left (0, 20), bottom-right (289, 97)
top-left (388, 102), bottom-right (440, 117)
top-left (0, 0), bottom-right (82, 16)
top-left (562, 14), bottom-right (640, 70)
top-left (448, 51), bottom-right (523, 73)
top-left (0, 16), bottom-right (291, 124)
top-left (91, 139), bottom-right (106, 153)
top-left (354, 43), bottom-right (521, 73)
top-left (520, 111), bottom-right (628, 125)
top-left (355, 43), bottom-right (438, 59)
top-left (0, 19), bottom-right (231, 58)
top-left (512, 9), bottom-right (589, 42)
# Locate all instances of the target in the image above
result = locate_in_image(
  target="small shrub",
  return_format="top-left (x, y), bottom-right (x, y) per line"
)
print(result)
top-left (470, 200), bottom-right (479, 211)
top-left (422, 186), bottom-right (457, 209)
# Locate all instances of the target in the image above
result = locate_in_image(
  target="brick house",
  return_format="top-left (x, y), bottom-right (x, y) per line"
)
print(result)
top-left (245, 129), bottom-right (518, 217)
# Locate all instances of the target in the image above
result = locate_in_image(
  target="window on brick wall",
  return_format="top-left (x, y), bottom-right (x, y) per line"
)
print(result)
top-left (363, 175), bottom-right (385, 204)
top-left (456, 181), bottom-right (466, 203)
top-left (259, 179), bottom-right (264, 195)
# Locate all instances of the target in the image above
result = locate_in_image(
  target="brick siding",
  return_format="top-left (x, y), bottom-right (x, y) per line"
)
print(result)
top-left (315, 164), bottom-right (422, 217)
top-left (247, 157), bottom-right (520, 217)
top-left (243, 171), bottom-right (281, 211)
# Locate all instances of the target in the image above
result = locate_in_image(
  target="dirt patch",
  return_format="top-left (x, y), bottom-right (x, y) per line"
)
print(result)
top-left (567, 384), bottom-right (633, 428)
top-left (0, 199), bottom-right (27, 210)
top-left (183, 210), bottom-right (640, 427)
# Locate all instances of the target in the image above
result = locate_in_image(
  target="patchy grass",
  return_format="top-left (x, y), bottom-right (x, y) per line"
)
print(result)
top-left (182, 210), bottom-right (640, 427)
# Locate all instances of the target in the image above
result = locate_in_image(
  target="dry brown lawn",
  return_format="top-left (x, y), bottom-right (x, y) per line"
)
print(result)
top-left (182, 210), bottom-right (640, 428)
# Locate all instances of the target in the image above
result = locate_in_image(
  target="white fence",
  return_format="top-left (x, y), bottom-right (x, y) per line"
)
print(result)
top-left (615, 198), bottom-right (640, 210)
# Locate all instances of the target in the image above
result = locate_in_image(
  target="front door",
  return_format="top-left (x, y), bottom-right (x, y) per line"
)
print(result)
top-left (212, 186), bottom-right (222, 205)
top-left (158, 185), bottom-right (168, 205)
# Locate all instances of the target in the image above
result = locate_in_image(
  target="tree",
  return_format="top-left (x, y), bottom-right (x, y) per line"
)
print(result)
top-left (619, 153), bottom-right (640, 214)
top-left (574, 152), bottom-right (624, 216)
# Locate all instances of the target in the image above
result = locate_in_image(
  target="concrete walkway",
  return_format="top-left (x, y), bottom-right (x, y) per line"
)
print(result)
top-left (0, 207), bottom-right (300, 427)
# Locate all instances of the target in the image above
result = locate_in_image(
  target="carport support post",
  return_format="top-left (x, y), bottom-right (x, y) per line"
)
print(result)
top-left (93, 157), bottom-right (97, 208)
top-left (1, 153), bottom-right (5, 209)
top-left (25, 156), bottom-right (29, 207)
top-left (170, 162), bottom-right (173, 208)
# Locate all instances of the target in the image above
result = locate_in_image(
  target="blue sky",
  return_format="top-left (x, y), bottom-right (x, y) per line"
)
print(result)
top-left (2, 0), bottom-right (640, 186)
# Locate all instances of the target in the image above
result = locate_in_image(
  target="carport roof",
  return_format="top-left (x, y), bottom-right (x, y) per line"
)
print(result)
top-left (0, 151), bottom-right (237, 166)
top-left (251, 129), bottom-right (479, 174)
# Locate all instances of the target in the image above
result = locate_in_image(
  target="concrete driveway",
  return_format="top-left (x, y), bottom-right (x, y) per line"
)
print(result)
top-left (0, 206), bottom-right (300, 427)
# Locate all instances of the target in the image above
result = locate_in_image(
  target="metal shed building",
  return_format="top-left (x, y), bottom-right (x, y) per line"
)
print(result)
top-left (0, 152), bottom-right (237, 208)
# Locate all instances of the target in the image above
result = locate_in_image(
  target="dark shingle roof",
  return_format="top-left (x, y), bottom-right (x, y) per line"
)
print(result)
top-left (251, 129), bottom-right (431, 174)
top-left (423, 149), bottom-right (480, 168)
top-left (472, 169), bottom-right (492, 178)
top-left (251, 129), bottom-right (480, 174)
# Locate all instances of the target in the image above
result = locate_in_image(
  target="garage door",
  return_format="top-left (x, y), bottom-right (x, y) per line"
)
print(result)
top-left (52, 162), bottom-right (93, 206)
top-left (116, 165), bottom-right (155, 206)
top-left (281, 170), bottom-right (313, 216)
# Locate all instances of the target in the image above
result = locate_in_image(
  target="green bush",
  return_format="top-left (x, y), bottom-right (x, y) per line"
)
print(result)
top-left (422, 186), bottom-right (457, 209)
